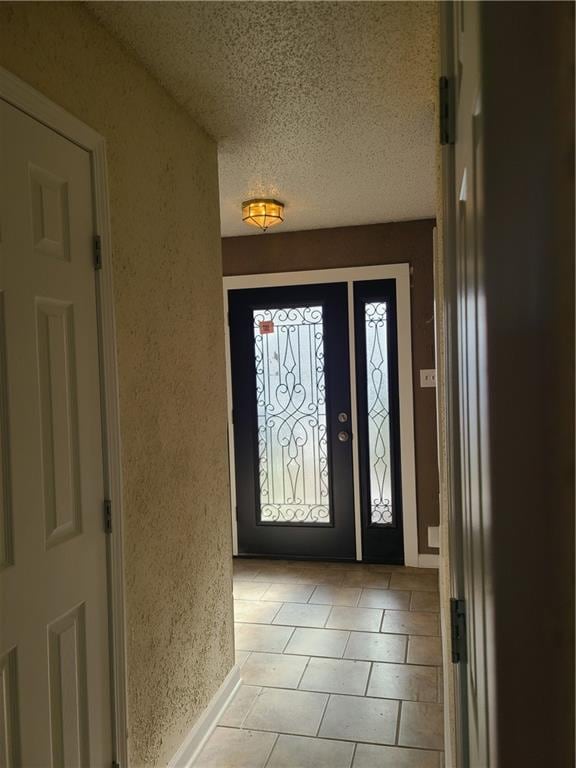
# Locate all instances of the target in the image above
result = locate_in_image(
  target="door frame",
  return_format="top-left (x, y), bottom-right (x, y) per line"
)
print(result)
top-left (223, 264), bottom-right (420, 567)
top-left (0, 67), bottom-right (128, 766)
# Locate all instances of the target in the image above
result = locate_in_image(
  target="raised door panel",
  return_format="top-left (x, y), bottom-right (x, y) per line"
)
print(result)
top-left (36, 299), bottom-right (81, 548)
top-left (48, 604), bottom-right (89, 768)
top-left (29, 164), bottom-right (71, 262)
top-left (0, 293), bottom-right (12, 570)
top-left (0, 647), bottom-right (21, 767)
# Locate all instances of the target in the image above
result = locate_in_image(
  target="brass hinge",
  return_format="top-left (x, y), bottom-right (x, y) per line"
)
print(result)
top-left (104, 499), bottom-right (112, 534)
top-left (450, 597), bottom-right (467, 663)
top-left (439, 76), bottom-right (455, 145)
top-left (93, 235), bottom-right (102, 270)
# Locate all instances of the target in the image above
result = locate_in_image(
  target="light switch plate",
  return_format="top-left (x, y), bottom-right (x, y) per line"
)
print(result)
top-left (420, 369), bottom-right (436, 388)
top-left (428, 525), bottom-right (440, 549)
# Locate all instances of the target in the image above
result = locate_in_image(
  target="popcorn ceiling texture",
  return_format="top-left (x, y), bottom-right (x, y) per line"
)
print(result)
top-left (89, 1), bottom-right (438, 236)
top-left (0, 4), bottom-right (234, 766)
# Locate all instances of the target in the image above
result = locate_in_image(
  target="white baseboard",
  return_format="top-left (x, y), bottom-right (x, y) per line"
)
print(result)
top-left (418, 553), bottom-right (440, 568)
top-left (168, 664), bottom-right (241, 768)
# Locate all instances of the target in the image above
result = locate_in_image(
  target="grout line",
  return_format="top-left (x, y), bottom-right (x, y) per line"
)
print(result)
top-left (280, 626), bottom-right (296, 653)
top-left (295, 655), bottom-right (312, 689)
top-left (218, 723), bottom-right (445, 753)
top-left (394, 700), bottom-right (403, 745)
top-left (262, 732), bottom-right (280, 768)
top-left (236, 681), bottom-right (437, 704)
top-left (363, 661), bottom-right (374, 697)
top-left (315, 692), bottom-right (332, 737)
top-left (237, 685), bottom-right (263, 728)
top-left (350, 742), bottom-right (358, 768)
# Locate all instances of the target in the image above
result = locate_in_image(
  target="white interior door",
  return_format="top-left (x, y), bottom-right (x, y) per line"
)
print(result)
top-left (0, 100), bottom-right (112, 766)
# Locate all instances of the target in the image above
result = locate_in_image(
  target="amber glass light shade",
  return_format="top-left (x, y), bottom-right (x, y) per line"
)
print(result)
top-left (242, 199), bottom-right (284, 232)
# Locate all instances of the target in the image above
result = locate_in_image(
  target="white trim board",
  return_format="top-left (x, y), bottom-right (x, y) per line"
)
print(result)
top-left (223, 264), bottom-right (421, 567)
top-left (0, 66), bottom-right (129, 766)
top-left (169, 665), bottom-right (241, 768)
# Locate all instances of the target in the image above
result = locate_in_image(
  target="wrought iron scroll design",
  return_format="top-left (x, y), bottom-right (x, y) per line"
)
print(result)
top-left (365, 301), bottom-right (393, 526)
top-left (253, 306), bottom-right (330, 524)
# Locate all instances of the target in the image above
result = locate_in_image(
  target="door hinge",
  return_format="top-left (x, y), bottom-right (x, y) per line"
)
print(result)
top-left (409, 265), bottom-right (414, 288)
top-left (93, 234), bottom-right (102, 270)
top-left (104, 499), bottom-right (112, 534)
top-left (111, 762), bottom-right (120, 768)
top-left (235, 505), bottom-right (239, 520)
top-left (439, 76), bottom-right (455, 145)
top-left (450, 597), bottom-right (467, 663)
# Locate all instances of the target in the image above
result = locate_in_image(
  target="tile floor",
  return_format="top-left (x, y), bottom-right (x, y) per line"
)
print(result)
top-left (196, 559), bottom-right (444, 768)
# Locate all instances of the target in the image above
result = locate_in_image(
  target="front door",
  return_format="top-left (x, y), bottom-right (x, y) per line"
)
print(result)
top-left (228, 279), bottom-right (404, 563)
top-left (0, 100), bottom-right (113, 765)
top-left (229, 283), bottom-right (355, 560)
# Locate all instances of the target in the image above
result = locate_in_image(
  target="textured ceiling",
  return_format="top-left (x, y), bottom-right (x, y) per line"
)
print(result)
top-left (89, 1), bottom-right (438, 236)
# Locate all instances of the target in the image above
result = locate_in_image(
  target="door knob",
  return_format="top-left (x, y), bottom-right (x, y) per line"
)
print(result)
top-left (337, 431), bottom-right (350, 443)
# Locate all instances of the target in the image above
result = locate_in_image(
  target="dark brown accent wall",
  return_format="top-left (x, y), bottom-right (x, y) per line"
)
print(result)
top-left (222, 219), bottom-right (439, 555)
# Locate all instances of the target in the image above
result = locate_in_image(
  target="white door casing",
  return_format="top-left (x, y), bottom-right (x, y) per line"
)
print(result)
top-left (0, 69), bottom-right (127, 768)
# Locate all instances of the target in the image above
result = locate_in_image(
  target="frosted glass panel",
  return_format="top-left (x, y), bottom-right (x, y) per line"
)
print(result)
top-left (365, 302), bottom-right (393, 525)
top-left (253, 306), bottom-right (330, 524)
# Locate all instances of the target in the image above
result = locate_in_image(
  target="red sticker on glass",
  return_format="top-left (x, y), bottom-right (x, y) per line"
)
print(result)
top-left (259, 320), bottom-right (274, 334)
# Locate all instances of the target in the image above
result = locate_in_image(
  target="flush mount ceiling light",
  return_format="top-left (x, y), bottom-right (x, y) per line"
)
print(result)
top-left (242, 198), bottom-right (285, 232)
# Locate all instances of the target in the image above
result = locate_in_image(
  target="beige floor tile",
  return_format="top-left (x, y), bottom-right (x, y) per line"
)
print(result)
top-left (399, 701), bottom-right (444, 750)
top-left (235, 649), bottom-right (251, 667)
top-left (306, 570), bottom-right (346, 586)
top-left (410, 591), bottom-right (440, 612)
top-left (273, 602), bottom-right (331, 628)
top-left (382, 610), bottom-right (439, 636)
top-left (344, 631), bottom-right (407, 663)
top-left (389, 573), bottom-right (439, 592)
top-left (359, 588), bottom-right (411, 610)
top-left (234, 572), bottom-right (260, 582)
top-left (406, 636), bottom-right (442, 666)
top-left (241, 651), bottom-right (308, 688)
top-left (219, 684), bottom-right (262, 727)
top-left (233, 581), bottom-right (271, 600)
top-left (309, 585), bottom-right (362, 606)
top-left (341, 571), bottom-right (392, 589)
top-left (342, 563), bottom-right (396, 574)
top-left (367, 662), bottom-right (437, 702)
top-left (195, 727), bottom-right (277, 768)
top-left (234, 599), bottom-right (282, 624)
top-left (243, 687), bottom-right (328, 736)
top-left (267, 734), bottom-right (355, 768)
top-left (326, 606), bottom-right (383, 632)
top-left (353, 743), bottom-right (440, 768)
top-left (299, 657), bottom-right (371, 695)
top-left (253, 569), bottom-right (295, 583)
top-left (234, 623), bottom-right (294, 653)
top-left (285, 627), bottom-right (350, 658)
top-left (319, 694), bottom-right (399, 744)
top-left (261, 583), bottom-right (316, 603)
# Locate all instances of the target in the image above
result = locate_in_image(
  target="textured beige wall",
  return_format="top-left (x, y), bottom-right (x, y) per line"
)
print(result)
top-left (0, 4), bottom-right (234, 766)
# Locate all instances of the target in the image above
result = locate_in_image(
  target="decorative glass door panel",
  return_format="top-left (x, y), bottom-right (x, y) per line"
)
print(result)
top-left (354, 280), bottom-right (403, 563)
top-left (253, 306), bottom-right (330, 524)
top-left (229, 283), bottom-right (355, 560)
top-left (365, 301), bottom-right (393, 526)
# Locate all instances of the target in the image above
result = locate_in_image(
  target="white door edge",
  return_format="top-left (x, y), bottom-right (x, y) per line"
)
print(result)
top-left (0, 66), bottom-right (128, 766)
top-left (223, 264), bottom-right (420, 567)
